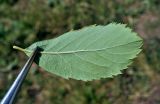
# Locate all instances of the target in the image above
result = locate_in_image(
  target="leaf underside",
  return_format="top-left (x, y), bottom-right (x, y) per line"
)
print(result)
top-left (23, 23), bottom-right (142, 81)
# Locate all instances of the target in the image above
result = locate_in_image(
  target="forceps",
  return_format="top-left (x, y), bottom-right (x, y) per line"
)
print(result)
top-left (1, 47), bottom-right (39, 104)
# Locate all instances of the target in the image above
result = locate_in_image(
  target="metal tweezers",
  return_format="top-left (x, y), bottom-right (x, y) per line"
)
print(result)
top-left (1, 47), bottom-right (39, 104)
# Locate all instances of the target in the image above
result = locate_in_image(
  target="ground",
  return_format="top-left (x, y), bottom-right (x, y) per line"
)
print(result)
top-left (0, 0), bottom-right (160, 104)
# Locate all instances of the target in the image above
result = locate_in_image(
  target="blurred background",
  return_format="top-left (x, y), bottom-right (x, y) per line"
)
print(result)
top-left (0, 0), bottom-right (160, 104)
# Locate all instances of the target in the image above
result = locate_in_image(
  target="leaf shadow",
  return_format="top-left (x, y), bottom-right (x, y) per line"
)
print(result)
top-left (34, 47), bottom-right (44, 65)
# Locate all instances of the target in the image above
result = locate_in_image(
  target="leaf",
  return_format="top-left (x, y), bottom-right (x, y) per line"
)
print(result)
top-left (13, 23), bottom-right (143, 81)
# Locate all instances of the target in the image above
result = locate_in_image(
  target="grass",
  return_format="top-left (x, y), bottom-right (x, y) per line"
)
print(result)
top-left (0, 0), bottom-right (160, 104)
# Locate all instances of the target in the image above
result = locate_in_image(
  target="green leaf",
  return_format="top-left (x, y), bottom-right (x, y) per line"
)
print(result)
top-left (13, 23), bottom-right (143, 81)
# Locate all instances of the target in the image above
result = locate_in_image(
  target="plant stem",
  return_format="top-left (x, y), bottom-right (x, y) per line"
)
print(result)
top-left (13, 46), bottom-right (32, 53)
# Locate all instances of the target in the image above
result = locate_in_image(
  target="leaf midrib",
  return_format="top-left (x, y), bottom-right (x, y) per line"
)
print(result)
top-left (15, 40), bottom-right (141, 55)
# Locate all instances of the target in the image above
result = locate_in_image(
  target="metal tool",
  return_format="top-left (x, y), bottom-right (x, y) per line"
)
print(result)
top-left (1, 47), bottom-right (39, 104)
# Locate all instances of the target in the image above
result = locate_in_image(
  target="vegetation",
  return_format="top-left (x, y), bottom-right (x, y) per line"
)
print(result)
top-left (14, 23), bottom-right (142, 81)
top-left (0, 0), bottom-right (160, 104)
